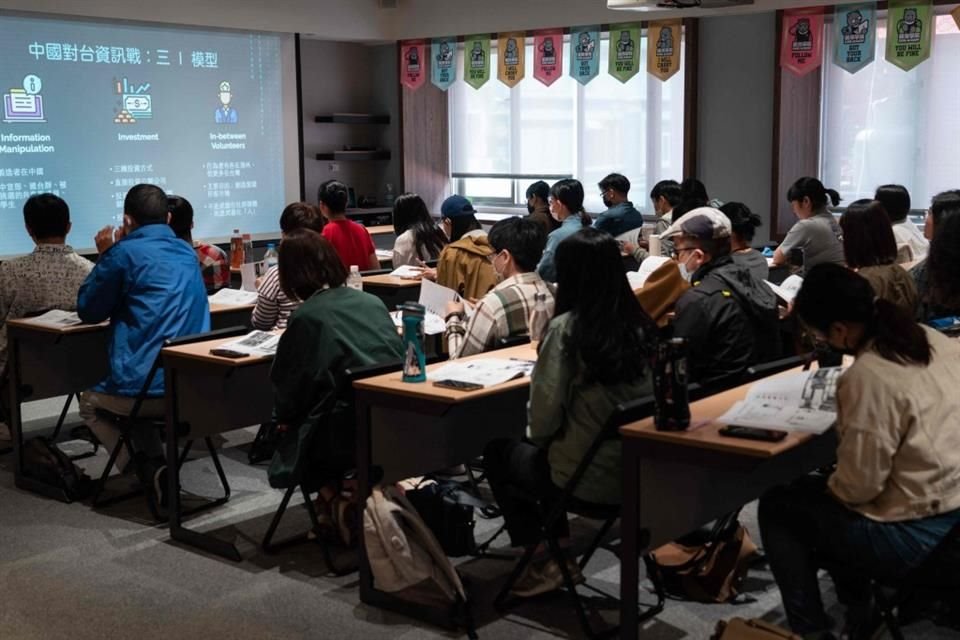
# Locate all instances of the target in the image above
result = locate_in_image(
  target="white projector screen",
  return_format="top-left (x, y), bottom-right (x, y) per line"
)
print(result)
top-left (0, 12), bottom-right (301, 257)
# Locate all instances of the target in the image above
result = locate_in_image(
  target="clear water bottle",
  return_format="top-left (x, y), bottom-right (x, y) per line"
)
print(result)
top-left (528, 292), bottom-right (550, 346)
top-left (264, 243), bottom-right (279, 270)
top-left (229, 228), bottom-right (244, 268)
top-left (400, 302), bottom-right (427, 383)
top-left (347, 265), bottom-right (363, 291)
top-left (653, 338), bottom-right (691, 431)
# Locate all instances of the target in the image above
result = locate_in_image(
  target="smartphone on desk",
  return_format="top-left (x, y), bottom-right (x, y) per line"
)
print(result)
top-left (433, 379), bottom-right (484, 391)
top-left (718, 425), bottom-right (788, 442)
top-left (209, 347), bottom-right (247, 359)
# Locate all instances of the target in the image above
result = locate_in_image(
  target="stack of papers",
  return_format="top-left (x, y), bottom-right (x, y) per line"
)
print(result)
top-left (626, 256), bottom-right (671, 290)
top-left (217, 330), bottom-right (281, 357)
top-left (428, 358), bottom-right (534, 388)
top-left (717, 367), bottom-right (844, 434)
top-left (23, 309), bottom-right (83, 327)
top-left (376, 249), bottom-right (393, 261)
top-left (208, 288), bottom-right (259, 306)
top-left (389, 264), bottom-right (425, 279)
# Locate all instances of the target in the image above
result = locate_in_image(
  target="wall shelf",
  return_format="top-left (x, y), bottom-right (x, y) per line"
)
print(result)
top-left (315, 113), bottom-right (390, 125)
top-left (316, 150), bottom-right (391, 161)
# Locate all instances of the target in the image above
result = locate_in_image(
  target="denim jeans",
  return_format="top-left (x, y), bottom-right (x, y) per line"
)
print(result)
top-left (758, 473), bottom-right (959, 635)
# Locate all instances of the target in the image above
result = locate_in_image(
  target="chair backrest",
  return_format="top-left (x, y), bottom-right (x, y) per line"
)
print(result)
top-left (494, 334), bottom-right (530, 350)
top-left (360, 267), bottom-right (392, 277)
top-left (895, 243), bottom-right (914, 265)
top-left (744, 354), bottom-right (808, 380)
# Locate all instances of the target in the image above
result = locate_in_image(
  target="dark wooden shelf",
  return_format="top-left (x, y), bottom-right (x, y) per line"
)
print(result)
top-left (315, 113), bottom-right (390, 125)
top-left (316, 150), bottom-right (391, 161)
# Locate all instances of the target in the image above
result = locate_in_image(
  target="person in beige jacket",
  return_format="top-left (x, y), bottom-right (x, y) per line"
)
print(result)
top-left (759, 263), bottom-right (960, 640)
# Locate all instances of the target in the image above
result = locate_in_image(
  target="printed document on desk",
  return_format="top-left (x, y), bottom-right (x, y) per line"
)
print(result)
top-left (21, 309), bottom-right (83, 327)
top-left (209, 288), bottom-right (259, 306)
top-left (389, 264), bottom-right (425, 279)
top-left (717, 367), bottom-right (844, 434)
top-left (218, 330), bottom-right (281, 356)
top-left (428, 358), bottom-right (534, 388)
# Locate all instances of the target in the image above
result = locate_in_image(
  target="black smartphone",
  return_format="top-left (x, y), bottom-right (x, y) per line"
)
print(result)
top-left (433, 379), bottom-right (484, 391)
top-left (209, 347), bottom-right (247, 359)
top-left (718, 425), bottom-right (788, 442)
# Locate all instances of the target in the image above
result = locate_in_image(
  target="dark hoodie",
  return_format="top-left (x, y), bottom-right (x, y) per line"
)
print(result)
top-left (672, 254), bottom-right (780, 384)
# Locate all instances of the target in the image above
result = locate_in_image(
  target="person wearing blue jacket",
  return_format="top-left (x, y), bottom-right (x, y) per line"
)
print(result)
top-left (77, 184), bottom-right (209, 500)
top-left (536, 179), bottom-right (591, 283)
top-left (592, 173), bottom-right (644, 238)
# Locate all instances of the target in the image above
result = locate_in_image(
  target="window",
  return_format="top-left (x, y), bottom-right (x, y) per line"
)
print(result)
top-left (449, 33), bottom-right (685, 212)
top-left (820, 14), bottom-right (960, 207)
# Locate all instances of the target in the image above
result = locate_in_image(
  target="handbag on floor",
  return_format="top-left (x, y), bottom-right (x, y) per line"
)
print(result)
top-left (712, 617), bottom-right (802, 639)
top-left (22, 436), bottom-right (93, 502)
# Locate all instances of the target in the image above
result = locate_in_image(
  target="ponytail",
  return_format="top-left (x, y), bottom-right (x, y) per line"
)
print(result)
top-left (870, 298), bottom-right (931, 366)
top-left (825, 188), bottom-right (841, 207)
top-left (787, 177), bottom-right (842, 209)
top-left (577, 210), bottom-right (592, 227)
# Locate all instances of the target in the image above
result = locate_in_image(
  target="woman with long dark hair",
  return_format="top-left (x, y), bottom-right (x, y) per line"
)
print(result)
top-left (914, 190), bottom-right (960, 321)
top-left (772, 177), bottom-right (844, 273)
top-left (759, 263), bottom-right (960, 639)
top-left (485, 228), bottom-right (657, 597)
top-left (391, 193), bottom-right (447, 266)
top-left (535, 179), bottom-right (591, 282)
top-left (840, 199), bottom-right (917, 314)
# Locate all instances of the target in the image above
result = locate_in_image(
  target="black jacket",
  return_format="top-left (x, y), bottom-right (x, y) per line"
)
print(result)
top-left (672, 254), bottom-right (780, 384)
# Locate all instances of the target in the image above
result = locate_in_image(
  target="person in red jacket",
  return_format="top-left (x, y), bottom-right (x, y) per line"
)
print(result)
top-left (318, 180), bottom-right (379, 271)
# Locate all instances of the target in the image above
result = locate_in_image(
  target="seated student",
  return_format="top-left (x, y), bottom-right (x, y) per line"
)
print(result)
top-left (251, 202), bottom-right (324, 331)
top-left (444, 217), bottom-right (553, 358)
top-left (270, 229), bottom-right (402, 524)
top-left (0, 194), bottom-right (94, 441)
top-left (593, 173), bottom-right (644, 237)
top-left (167, 195), bottom-right (229, 293)
top-left (759, 264), bottom-right (960, 640)
top-left (912, 190), bottom-right (960, 321)
top-left (484, 228), bottom-right (657, 596)
top-left (435, 195), bottom-right (497, 300)
top-left (840, 199), bottom-right (918, 315)
top-left (772, 177), bottom-right (845, 273)
top-left (318, 180), bottom-right (379, 271)
top-left (671, 177), bottom-right (713, 217)
top-left (525, 180), bottom-right (559, 235)
top-left (875, 184), bottom-right (928, 262)
top-left (77, 184), bottom-right (209, 493)
top-left (721, 201), bottom-right (768, 282)
top-left (665, 207), bottom-right (779, 384)
top-left (624, 179), bottom-right (682, 262)
top-left (536, 179), bottom-right (591, 283)
top-left (391, 193), bottom-right (447, 267)
top-left (925, 204), bottom-right (960, 322)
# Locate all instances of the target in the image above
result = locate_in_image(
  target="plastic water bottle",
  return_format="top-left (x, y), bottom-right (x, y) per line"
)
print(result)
top-left (229, 228), bottom-right (244, 268)
top-left (347, 265), bottom-right (363, 291)
top-left (653, 338), bottom-right (690, 431)
top-left (528, 292), bottom-right (550, 346)
top-left (264, 243), bottom-right (279, 270)
top-left (400, 302), bottom-right (427, 383)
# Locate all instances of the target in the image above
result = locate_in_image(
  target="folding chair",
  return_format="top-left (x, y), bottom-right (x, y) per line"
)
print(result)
top-left (493, 395), bottom-right (665, 639)
top-left (260, 357), bottom-right (404, 575)
top-left (90, 326), bottom-right (249, 521)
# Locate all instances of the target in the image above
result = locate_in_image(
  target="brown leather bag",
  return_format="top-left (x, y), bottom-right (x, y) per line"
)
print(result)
top-left (712, 617), bottom-right (802, 639)
top-left (649, 515), bottom-right (759, 603)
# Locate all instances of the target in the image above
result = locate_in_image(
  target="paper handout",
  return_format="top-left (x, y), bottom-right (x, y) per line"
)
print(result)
top-left (208, 288), bottom-right (259, 306)
top-left (626, 256), bottom-right (671, 290)
top-left (21, 309), bottom-right (83, 327)
top-left (717, 367), bottom-right (843, 434)
top-left (217, 330), bottom-right (281, 357)
top-left (764, 274), bottom-right (804, 304)
top-left (428, 358), bottom-right (534, 388)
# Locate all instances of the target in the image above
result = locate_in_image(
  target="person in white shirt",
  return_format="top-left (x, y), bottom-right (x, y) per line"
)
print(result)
top-left (875, 184), bottom-right (928, 262)
top-left (391, 193), bottom-right (447, 267)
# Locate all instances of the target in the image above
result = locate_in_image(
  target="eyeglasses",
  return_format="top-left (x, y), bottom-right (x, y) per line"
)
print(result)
top-left (671, 246), bottom-right (698, 260)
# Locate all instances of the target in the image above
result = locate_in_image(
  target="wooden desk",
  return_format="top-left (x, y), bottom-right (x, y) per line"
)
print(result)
top-left (161, 335), bottom-right (276, 561)
top-left (367, 225), bottom-right (394, 236)
top-left (362, 274), bottom-right (421, 310)
top-left (618, 377), bottom-right (837, 639)
top-left (353, 343), bottom-right (536, 627)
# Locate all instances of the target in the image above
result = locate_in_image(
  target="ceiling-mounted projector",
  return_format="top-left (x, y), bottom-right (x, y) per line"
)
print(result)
top-left (608, 0), bottom-right (754, 10)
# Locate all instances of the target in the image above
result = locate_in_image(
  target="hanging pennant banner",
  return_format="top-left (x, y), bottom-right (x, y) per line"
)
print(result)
top-left (833, 4), bottom-right (876, 74)
top-left (431, 37), bottom-right (457, 90)
top-left (498, 32), bottom-right (526, 87)
top-left (533, 29), bottom-right (564, 86)
top-left (647, 20), bottom-right (682, 82)
top-left (779, 10), bottom-right (824, 76)
top-left (953, 5), bottom-right (960, 30)
top-left (569, 26), bottom-right (600, 85)
top-left (399, 40), bottom-right (427, 90)
top-left (608, 23), bottom-right (641, 83)
top-left (885, 0), bottom-right (933, 72)
top-left (463, 34), bottom-right (491, 90)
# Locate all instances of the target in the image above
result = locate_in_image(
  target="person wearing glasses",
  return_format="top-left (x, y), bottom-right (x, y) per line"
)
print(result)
top-left (592, 173), bottom-right (644, 237)
top-left (664, 207), bottom-right (780, 384)
top-left (536, 179), bottom-right (591, 283)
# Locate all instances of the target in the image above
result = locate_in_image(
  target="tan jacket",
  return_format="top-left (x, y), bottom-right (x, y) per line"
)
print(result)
top-left (829, 327), bottom-right (960, 522)
top-left (858, 263), bottom-right (919, 317)
top-left (436, 230), bottom-right (497, 301)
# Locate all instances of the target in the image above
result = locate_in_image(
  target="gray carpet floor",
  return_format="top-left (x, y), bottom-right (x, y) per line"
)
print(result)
top-left (1, 398), bottom-right (957, 639)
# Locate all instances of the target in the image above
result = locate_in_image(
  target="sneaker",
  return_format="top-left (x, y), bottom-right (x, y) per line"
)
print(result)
top-left (152, 464), bottom-right (169, 509)
top-left (510, 555), bottom-right (585, 599)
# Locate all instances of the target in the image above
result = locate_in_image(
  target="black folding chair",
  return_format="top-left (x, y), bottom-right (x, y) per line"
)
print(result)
top-left (90, 326), bottom-right (248, 521)
top-left (260, 358), bottom-right (404, 575)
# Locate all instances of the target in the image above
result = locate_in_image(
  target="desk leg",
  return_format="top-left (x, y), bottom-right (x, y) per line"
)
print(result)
top-left (620, 438), bottom-right (641, 640)
top-left (356, 393), bottom-right (375, 600)
top-left (164, 365), bottom-right (241, 562)
top-left (9, 334), bottom-right (24, 478)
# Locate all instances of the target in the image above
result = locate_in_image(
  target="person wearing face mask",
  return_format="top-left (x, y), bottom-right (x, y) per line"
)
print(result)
top-left (759, 263), bottom-right (960, 640)
top-left (444, 217), bottom-right (553, 358)
top-left (525, 180), bottom-right (559, 235)
top-left (665, 207), bottom-right (780, 384)
top-left (536, 179), bottom-right (592, 283)
top-left (592, 173), bottom-right (644, 237)
top-left (624, 179), bottom-right (682, 262)
top-left (772, 177), bottom-right (845, 274)
top-left (435, 195), bottom-right (498, 300)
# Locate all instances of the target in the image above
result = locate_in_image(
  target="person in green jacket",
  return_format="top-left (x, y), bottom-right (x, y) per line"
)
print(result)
top-left (269, 229), bottom-right (403, 536)
top-left (484, 227), bottom-right (657, 598)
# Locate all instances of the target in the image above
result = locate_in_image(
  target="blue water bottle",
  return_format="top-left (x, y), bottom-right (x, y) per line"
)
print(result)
top-left (400, 302), bottom-right (427, 382)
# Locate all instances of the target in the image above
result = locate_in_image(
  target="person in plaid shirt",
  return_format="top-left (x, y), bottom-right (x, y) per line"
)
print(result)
top-left (168, 196), bottom-right (229, 292)
top-left (445, 217), bottom-right (554, 358)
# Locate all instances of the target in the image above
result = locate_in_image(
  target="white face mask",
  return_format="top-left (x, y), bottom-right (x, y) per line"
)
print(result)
top-left (677, 251), bottom-right (701, 282)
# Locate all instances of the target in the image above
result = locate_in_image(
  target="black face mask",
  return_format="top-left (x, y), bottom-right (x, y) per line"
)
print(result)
top-left (527, 202), bottom-right (535, 214)
top-left (602, 196), bottom-right (614, 208)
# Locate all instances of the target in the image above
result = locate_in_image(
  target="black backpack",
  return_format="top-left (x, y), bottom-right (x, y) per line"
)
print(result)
top-left (22, 436), bottom-right (93, 502)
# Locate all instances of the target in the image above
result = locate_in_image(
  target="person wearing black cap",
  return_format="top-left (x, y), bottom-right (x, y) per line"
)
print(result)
top-left (525, 180), bottom-right (559, 234)
top-left (436, 195), bottom-right (497, 300)
top-left (663, 207), bottom-right (780, 384)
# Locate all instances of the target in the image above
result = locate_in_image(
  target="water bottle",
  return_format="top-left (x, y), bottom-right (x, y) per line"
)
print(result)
top-left (653, 338), bottom-right (690, 431)
top-left (400, 302), bottom-right (427, 382)
top-left (347, 265), bottom-right (363, 291)
top-left (264, 243), bottom-right (279, 270)
top-left (229, 228), bottom-right (244, 268)
top-left (528, 292), bottom-right (550, 346)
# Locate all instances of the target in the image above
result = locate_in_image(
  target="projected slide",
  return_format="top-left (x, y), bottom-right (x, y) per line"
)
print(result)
top-left (0, 14), bottom-right (288, 256)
